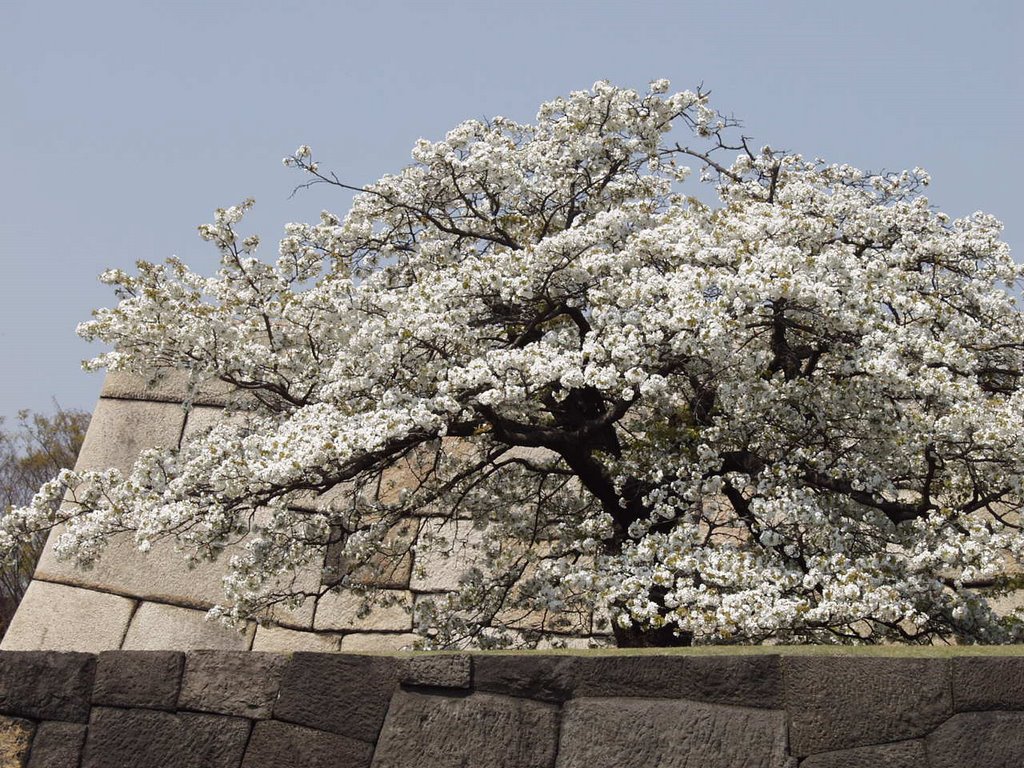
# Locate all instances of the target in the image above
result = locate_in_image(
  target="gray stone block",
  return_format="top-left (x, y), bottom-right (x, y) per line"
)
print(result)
top-left (0, 651), bottom-right (96, 722)
top-left (73, 398), bottom-right (185, 473)
top-left (0, 581), bottom-right (135, 653)
top-left (403, 654), bottom-right (471, 688)
top-left (273, 653), bottom-right (403, 742)
top-left (100, 370), bottom-right (236, 407)
top-left (784, 657), bottom-right (952, 757)
top-left (953, 656), bottom-right (1024, 711)
top-left (121, 602), bottom-right (254, 651)
top-left (179, 651), bottom-right (288, 719)
top-left (241, 720), bottom-right (374, 768)
top-left (0, 716), bottom-right (34, 768)
top-left (800, 740), bottom-right (926, 768)
top-left (92, 651), bottom-right (184, 710)
top-left (926, 711), bottom-right (1024, 768)
top-left (26, 722), bottom-right (87, 768)
top-left (371, 691), bottom-right (559, 768)
top-left (314, 589), bottom-right (413, 632)
top-left (82, 707), bottom-right (250, 768)
top-left (472, 654), bottom-right (576, 702)
top-left (556, 696), bottom-right (790, 768)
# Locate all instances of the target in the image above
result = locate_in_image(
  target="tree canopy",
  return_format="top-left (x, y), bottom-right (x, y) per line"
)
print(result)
top-left (4, 81), bottom-right (1024, 647)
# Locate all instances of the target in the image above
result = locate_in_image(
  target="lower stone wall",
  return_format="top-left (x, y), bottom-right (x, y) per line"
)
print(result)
top-left (0, 650), bottom-right (1022, 767)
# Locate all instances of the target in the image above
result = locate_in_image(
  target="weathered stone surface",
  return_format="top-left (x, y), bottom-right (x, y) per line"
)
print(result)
top-left (121, 602), bottom-right (254, 651)
top-left (785, 657), bottom-right (952, 756)
top-left (953, 656), bottom-right (1024, 711)
top-left (82, 707), bottom-right (250, 768)
top-left (556, 696), bottom-right (790, 768)
top-left (371, 691), bottom-right (559, 768)
top-left (409, 518), bottom-right (487, 591)
top-left (101, 370), bottom-right (235, 407)
top-left (926, 711), bottom-right (1024, 768)
top-left (403, 654), bottom-right (471, 688)
top-left (0, 716), bottom-right (34, 768)
top-left (0, 582), bottom-right (135, 653)
top-left (26, 722), bottom-right (87, 768)
top-left (73, 398), bottom-right (185, 473)
top-left (0, 651), bottom-right (96, 722)
top-left (179, 651), bottom-right (287, 719)
top-left (474, 653), bottom-right (782, 706)
top-left (800, 740), bottom-right (926, 768)
top-left (273, 653), bottom-right (403, 742)
top-left (249, 626), bottom-right (343, 653)
top-left (314, 589), bottom-right (413, 632)
top-left (340, 633), bottom-right (419, 652)
top-left (241, 720), bottom-right (374, 768)
top-left (92, 651), bottom-right (184, 710)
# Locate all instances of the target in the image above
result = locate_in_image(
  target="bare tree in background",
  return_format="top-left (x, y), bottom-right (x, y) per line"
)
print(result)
top-left (0, 407), bottom-right (89, 633)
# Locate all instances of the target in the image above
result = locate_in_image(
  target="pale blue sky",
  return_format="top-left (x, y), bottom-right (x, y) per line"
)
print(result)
top-left (1, 0), bottom-right (1021, 423)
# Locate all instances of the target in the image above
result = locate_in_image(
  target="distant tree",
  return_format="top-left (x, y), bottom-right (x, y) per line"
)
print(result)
top-left (2, 80), bottom-right (1023, 647)
top-left (0, 407), bottom-right (89, 633)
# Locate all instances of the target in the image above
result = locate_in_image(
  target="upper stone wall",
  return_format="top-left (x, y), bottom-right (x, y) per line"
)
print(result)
top-left (1, 373), bottom-right (609, 654)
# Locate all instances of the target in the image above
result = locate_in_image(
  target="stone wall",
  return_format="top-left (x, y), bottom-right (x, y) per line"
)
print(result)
top-left (2, 372), bottom-right (608, 654)
top-left (0, 649), bottom-right (1022, 767)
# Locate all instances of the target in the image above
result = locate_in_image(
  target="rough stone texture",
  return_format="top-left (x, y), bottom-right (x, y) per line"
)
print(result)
top-left (82, 707), bottom-right (250, 768)
top-left (785, 657), bottom-right (952, 756)
top-left (273, 653), bottom-right (403, 743)
top-left (0, 582), bottom-right (135, 653)
top-left (101, 370), bottom-right (235, 407)
top-left (241, 720), bottom-right (374, 768)
top-left (0, 652), bottom-right (96, 722)
top-left (92, 651), bottom-right (183, 710)
top-left (926, 711), bottom-right (1024, 768)
top-left (120, 602), bottom-right (254, 651)
top-left (409, 518), bottom-right (487, 591)
top-left (249, 626), bottom-right (343, 653)
top-left (178, 651), bottom-right (288, 719)
top-left (25, 722), bottom-right (87, 768)
top-left (0, 717), bottom-right (33, 768)
top-left (371, 691), bottom-right (559, 768)
top-left (314, 589), bottom-right (413, 632)
top-left (340, 633), bottom-right (420, 652)
top-left (474, 653), bottom-right (782, 707)
top-left (403, 654), bottom-right (472, 688)
top-left (953, 656), bottom-right (1024, 711)
top-left (799, 740), bottom-right (927, 768)
top-left (73, 398), bottom-right (185, 474)
top-left (557, 696), bottom-right (791, 768)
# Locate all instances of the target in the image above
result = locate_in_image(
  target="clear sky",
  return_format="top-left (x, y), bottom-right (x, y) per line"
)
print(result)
top-left (1, 0), bottom-right (1021, 424)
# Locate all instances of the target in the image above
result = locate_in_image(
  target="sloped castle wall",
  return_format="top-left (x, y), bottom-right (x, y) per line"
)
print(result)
top-left (1, 650), bottom-right (1023, 767)
top-left (1, 373), bottom-right (607, 654)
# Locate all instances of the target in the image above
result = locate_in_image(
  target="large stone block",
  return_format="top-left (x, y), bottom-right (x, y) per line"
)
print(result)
top-left (92, 651), bottom-right (184, 710)
top-left (25, 722), bottom-right (87, 768)
top-left (340, 633), bottom-right (419, 652)
top-left (403, 654), bottom-right (472, 689)
top-left (800, 739), bottom-right (927, 768)
top-left (0, 651), bottom-right (95, 722)
top-left (273, 653), bottom-right (403, 743)
top-left (178, 651), bottom-right (288, 719)
top-left (556, 696), bottom-right (790, 768)
top-left (371, 691), bottom-right (559, 768)
top-left (0, 716), bottom-right (34, 768)
top-left (784, 657), bottom-right (952, 756)
top-left (953, 656), bottom-right (1024, 711)
top-left (473, 653), bottom-right (782, 707)
top-left (82, 707), bottom-right (250, 768)
top-left (314, 590), bottom-right (413, 632)
top-left (409, 518), bottom-right (487, 591)
top-left (249, 626), bottom-right (343, 653)
top-left (74, 398), bottom-right (185, 474)
top-left (0, 582), bottom-right (135, 653)
top-left (100, 370), bottom-right (236, 407)
top-left (926, 711), bottom-right (1024, 768)
top-left (121, 602), bottom-right (254, 651)
top-left (241, 720), bottom-right (374, 768)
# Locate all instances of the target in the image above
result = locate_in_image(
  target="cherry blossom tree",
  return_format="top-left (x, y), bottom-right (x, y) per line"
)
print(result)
top-left (3, 80), bottom-right (1023, 647)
